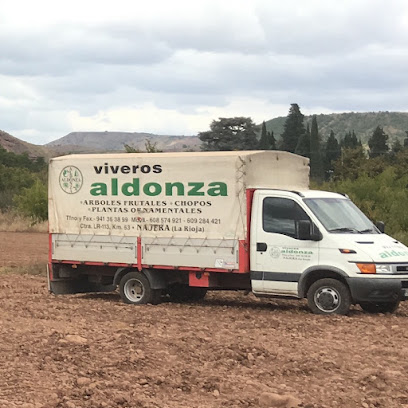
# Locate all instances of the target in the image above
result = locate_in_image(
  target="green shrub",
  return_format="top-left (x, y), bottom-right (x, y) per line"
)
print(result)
top-left (318, 167), bottom-right (408, 245)
top-left (13, 179), bottom-right (48, 222)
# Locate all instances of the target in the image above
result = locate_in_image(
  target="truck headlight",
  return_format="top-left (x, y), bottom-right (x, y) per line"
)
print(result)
top-left (375, 264), bottom-right (392, 274)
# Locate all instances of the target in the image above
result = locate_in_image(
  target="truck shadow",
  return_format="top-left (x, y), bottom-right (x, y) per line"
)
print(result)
top-left (77, 292), bottom-right (400, 317)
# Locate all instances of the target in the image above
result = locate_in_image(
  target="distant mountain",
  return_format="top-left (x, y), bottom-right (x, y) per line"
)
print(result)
top-left (46, 131), bottom-right (201, 153)
top-left (264, 111), bottom-right (408, 144)
top-left (0, 130), bottom-right (49, 157)
top-left (2, 111), bottom-right (408, 159)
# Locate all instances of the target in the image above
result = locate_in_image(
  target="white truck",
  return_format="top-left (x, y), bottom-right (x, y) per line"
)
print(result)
top-left (48, 151), bottom-right (408, 315)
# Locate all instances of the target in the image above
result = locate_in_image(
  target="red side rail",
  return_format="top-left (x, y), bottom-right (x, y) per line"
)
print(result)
top-left (49, 188), bottom-right (256, 278)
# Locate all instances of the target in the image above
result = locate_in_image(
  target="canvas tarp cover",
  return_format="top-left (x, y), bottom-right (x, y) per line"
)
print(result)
top-left (48, 151), bottom-right (309, 240)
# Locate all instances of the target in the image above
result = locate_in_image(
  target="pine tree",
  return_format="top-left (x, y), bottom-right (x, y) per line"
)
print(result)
top-left (325, 130), bottom-right (341, 179)
top-left (341, 130), bottom-right (360, 149)
top-left (391, 139), bottom-right (403, 155)
top-left (404, 131), bottom-right (408, 148)
top-left (267, 131), bottom-right (276, 150)
top-left (351, 131), bottom-right (359, 147)
top-left (258, 121), bottom-right (269, 150)
top-left (280, 104), bottom-right (306, 153)
top-left (368, 126), bottom-right (389, 158)
top-left (309, 115), bottom-right (324, 181)
top-left (333, 147), bottom-right (367, 181)
top-left (295, 123), bottom-right (310, 158)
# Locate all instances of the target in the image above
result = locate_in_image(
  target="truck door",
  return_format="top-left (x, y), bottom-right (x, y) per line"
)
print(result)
top-left (251, 193), bottom-right (319, 295)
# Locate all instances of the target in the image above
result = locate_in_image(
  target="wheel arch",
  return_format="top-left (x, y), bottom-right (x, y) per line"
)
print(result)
top-left (298, 266), bottom-right (349, 298)
top-left (113, 267), bottom-right (167, 290)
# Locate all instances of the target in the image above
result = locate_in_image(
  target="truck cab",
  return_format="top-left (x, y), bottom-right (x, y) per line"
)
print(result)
top-left (250, 189), bottom-right (408, 314)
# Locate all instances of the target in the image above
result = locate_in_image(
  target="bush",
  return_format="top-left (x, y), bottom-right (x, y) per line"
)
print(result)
top-left (318, 167), bottom-right (408, 245)
top-left (13, 179), bottom-right (48, 222)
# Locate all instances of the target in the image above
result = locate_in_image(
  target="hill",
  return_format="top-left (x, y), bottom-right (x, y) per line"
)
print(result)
top-left (2, 111), bottom-right (408, 158)
top-left (0, 130), bottom-right (49, 158)
top-left (264, 111), bottom-right (408, 144)
top-left (46, 131), bottom-right (201, 153)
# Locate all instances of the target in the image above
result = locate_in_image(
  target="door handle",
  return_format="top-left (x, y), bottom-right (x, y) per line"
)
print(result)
top-left (257, 242), bottom-right (267, 252)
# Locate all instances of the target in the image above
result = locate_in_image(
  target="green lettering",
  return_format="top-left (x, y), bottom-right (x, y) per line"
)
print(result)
top-left (188, 182), bottom-right (205, 196)
top-left (112, 178), bottom-right (118, 195)
top-left (90, 183), bottom-right (107, 196)
top-left (165, 182), bottom-right (184, 196)
top-left (122, 178), bottom-right (140, 196)
top-left (143, 182), bottom-right (162, 196)
top-left (208, 182), bottom-right (227, 196)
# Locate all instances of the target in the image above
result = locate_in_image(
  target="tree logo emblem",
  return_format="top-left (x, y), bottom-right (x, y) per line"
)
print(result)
top-left (270, 246), bottom-right (281, 259)
top-left (59, 166), bottom-right (83, 194)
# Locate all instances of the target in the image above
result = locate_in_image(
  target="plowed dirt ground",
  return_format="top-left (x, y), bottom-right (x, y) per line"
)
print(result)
top-left (1, 231), bottom-right (408, 408)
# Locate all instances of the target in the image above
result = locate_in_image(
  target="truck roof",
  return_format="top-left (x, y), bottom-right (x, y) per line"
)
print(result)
top-left (257, 189), bottom-right (347, 199)
top-left (298, 190), bottom-right (347, 199)
top-left (50, 150), bottom-right (307, 161)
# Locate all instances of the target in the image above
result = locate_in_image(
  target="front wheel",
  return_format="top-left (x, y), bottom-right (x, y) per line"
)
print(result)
top-left (307, 278), bottom-right (351, 315)
top-left (119, 271), bottom-right (161, 305)
top-left (360, 301), bottom-right (400, 314)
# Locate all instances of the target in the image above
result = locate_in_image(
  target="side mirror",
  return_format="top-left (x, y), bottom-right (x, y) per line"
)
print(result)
top-left (376, 221), bottom-right (385, 233)
top-left (297, 220), bottom-right (322, 241)
top-left (297, 220), bottom-right (323, 241)
top-left (298, 220), bottom-right (311, 240)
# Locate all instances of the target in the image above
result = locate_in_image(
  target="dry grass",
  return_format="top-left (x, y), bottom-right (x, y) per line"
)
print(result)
top-left (0, 263), bottom-right (46, 276)
top-left (0, 211), bottom-right (47, 233)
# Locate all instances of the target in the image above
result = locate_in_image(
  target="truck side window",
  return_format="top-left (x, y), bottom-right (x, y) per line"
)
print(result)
top-left (262, 197), bottom-right (310, 239)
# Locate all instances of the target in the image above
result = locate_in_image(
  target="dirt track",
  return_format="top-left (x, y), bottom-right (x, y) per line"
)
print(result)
top-left (1, 232), bottom-right (408, 408)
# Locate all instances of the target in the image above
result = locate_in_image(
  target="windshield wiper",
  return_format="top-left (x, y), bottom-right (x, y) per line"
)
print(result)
top-left (358, 228), bottom-right (375, 233)
top-left (328, 227), bottom-right (361, 234)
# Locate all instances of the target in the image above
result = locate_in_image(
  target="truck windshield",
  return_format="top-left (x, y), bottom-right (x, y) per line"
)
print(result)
top-left (303, 197), bottom-right (379, 234)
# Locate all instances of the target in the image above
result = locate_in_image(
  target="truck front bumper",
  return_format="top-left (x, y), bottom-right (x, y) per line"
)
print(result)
top-left (348, 277), bottom-right (408, 303)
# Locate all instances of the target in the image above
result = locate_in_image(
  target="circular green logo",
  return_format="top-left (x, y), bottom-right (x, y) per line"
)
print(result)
top-left (59, 166), bottom-right (83, 194)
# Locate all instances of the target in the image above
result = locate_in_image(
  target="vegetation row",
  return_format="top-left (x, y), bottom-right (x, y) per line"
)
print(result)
top-left (1, 104), bottom-right (407, 244)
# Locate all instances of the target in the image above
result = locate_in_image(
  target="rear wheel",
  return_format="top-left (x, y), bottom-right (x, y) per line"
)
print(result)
top-left (360, 301), bottom-right (400, 314)
top-left (119, 272), bottom-right (161, 305)
top-left (307, 278), bottom-right (351, 315)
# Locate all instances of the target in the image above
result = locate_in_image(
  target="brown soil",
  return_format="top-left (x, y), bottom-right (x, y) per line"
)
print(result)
top-left (1, 232), bottom-right (408, 408)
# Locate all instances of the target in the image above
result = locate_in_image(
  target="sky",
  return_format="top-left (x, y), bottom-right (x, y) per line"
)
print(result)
top-left (1, 0), bottom-right (408, 145)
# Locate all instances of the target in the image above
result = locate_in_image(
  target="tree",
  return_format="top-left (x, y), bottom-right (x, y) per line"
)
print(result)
top-left (332, 147), bottom-right (367, 181)
top-left (13, 178), bottom-right (48, 221)
top-left (267, 131), bottom-right (276, 150)
top-left (295, 123), bottom-right (310, 158)
top-left (280, 104), bottom-right (306, 153)
top-left (341, 130), bottom-right (360, 149)
top-left (258, 121), bottom-right (269, 149)
top-left (199, 117), bottom-right (258, 151)
top-left (258, 122), bottom-right (276, 150)
top-left (391, 139), bottom-right (403, 155)
top-left (124, 140), bottom-right (162, 153)
top-left (309, 115), bottom-right (324, 181)
top-left (404, 131), bottom-right (408, 148)
top-left (325, 130), bottom-right (341, 178)
top-left (368, 126), bottom-right (389, 158)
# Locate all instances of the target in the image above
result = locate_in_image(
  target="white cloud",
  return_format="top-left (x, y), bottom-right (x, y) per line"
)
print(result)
top-left (1, 0), bottom-right (408, 145)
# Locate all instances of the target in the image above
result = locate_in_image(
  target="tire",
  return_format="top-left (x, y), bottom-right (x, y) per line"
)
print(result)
top-left (168, 284), bottom-right (207, 302)
top-left (119, 271), bottom-right (161, 305)
top-left (307, 278), bottom-right (351, 315)
top-left (360, 301), bottom-right (400, 314)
